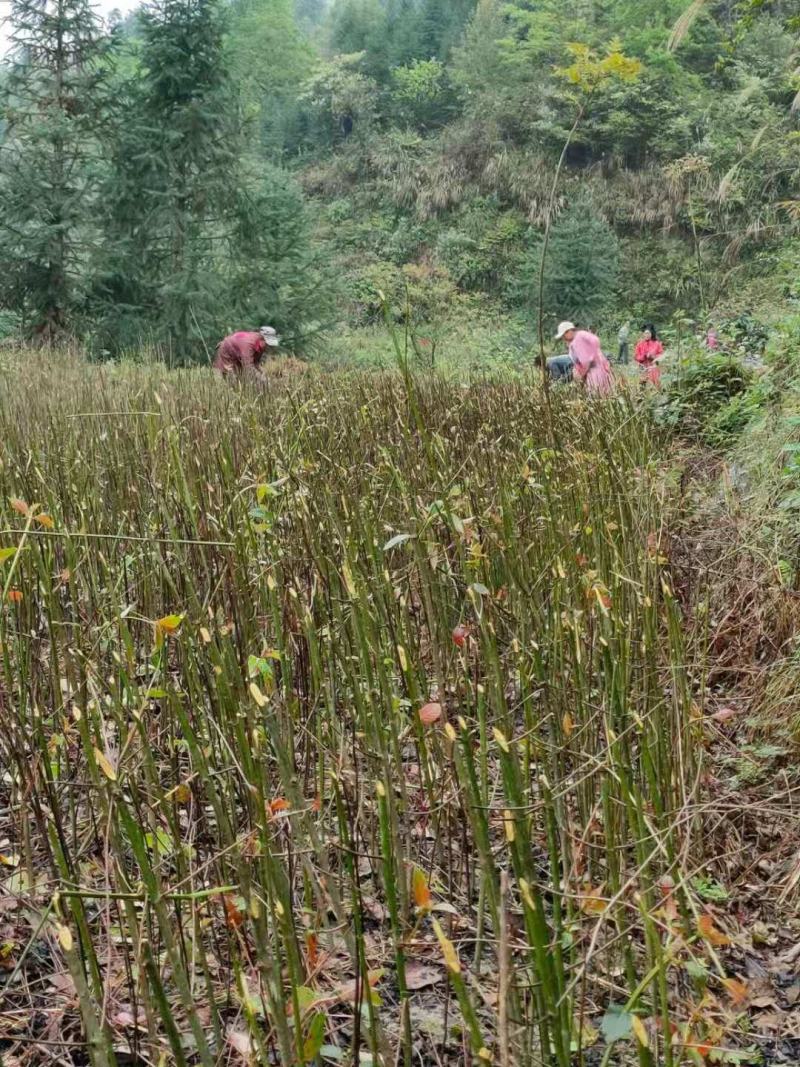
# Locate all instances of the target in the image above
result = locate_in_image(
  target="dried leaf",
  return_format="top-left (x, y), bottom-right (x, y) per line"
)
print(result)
top-left (166, 783), bottom-right (191, 805)
top-left (711, 707), bottom-right (737, 724)
top-left (35, 513), bottom-right (54, 529)
top-left (562, 712), bottom-right (575, 738)
top-left (113, 1009), bottom-right (147, 1031)
top-left (305, 931), bottom-right (319, 970)
top-left (418, 702), bottom-right (442, 726)
top-left (57, 924), bottom-right (73, 952)
top-left (697, 914), bottom-right (730, 946)
top-left (9, 498), bottom-right (29, 516)
top-left (405, 961), bottom-right (444, 991)
top-left (269, 798), bottom-right (290, 815)
top-left (93, 748), bottom-right (117, 782)
top-left (249, 682), bottom-right (267, 708)
top-left (579, 887), bottom-right (607, 916)
top-left (413, 867), bottom-right (432, 912)
top-left (227, 1028), bottom-right (254, 1058)
top-left (223, 895), bottom-right (246, 930)
top-left (723, 978), bottom-right (749, 1006)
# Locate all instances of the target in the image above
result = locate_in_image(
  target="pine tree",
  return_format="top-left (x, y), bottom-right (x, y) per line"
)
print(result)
top-left (0, 0), bottom-right (111, 340)
top-left (99, 0), bottom-right (243, 360)
top-left (227, 0), bottom-right (313, 151)
top-left (418, 0), bottom-right (476, 60)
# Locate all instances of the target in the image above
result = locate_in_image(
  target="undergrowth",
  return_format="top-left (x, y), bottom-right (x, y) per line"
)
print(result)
top-left (0, 354), bottom-right (763, 1066)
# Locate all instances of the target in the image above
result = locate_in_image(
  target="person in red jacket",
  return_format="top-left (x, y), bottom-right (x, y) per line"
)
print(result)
top-left (213, 326), bottom-right (280, 380)
top-left (634, 324), bottom-right (664, 388)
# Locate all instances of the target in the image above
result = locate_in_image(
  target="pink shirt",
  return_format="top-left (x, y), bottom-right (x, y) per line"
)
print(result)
top-left (635, 339), bottom-right (664, 366)
top-left (569, 331), bottom-right (613, 396)
top-left (213, 331), bottom-right (267, 375)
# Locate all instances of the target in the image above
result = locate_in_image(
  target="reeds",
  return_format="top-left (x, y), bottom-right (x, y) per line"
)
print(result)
top-left (0, 354), bottom-right (720, 1065)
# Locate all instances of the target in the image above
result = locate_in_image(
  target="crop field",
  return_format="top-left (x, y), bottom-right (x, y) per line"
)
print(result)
top-left (0, 355), bottom-right (771, 1066)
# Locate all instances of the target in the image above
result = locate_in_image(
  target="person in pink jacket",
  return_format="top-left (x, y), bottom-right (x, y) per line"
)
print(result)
top-left (555, 321), bottom-right (614, 396)
top-left (213, 325), bottom-right (280, 380)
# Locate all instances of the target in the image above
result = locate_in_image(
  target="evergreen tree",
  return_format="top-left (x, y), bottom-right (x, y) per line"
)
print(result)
top-left (515, 203), bottom-right (620, 329)
top-left (227, 0), bottom-right (313, 152)
top-left (98, 0), bottom-right (243, 359)
top-left (0, 0), bottom-right (111, 340)
top-left (295, 0), bottom-right (327, 29)
top-left (226, 164), bottom-right (332, 351)
top-left (417, 0), bottom-right (476, 61)
top-left (328, 0), bottom-right (391, 82)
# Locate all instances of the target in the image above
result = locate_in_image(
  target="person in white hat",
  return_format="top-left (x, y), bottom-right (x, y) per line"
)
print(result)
top-left (554, 321), bottom-right (613, 396)
top-left (212, 325), bottom-right (281, 381)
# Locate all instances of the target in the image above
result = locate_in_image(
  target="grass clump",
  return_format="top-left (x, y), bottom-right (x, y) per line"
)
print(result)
top-left (0, 353), bottom-right (735, 1066)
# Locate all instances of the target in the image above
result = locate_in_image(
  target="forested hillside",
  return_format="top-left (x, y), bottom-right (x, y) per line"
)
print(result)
top-left (2, 0), bottom-right (800, 363)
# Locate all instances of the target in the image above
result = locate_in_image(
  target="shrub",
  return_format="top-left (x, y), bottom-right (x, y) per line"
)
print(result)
top-left (659, 353), bottom-right (755, 444)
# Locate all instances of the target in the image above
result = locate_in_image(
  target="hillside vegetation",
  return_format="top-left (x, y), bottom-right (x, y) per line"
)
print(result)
top-left (2, 3), bottom-right (800, 1066)
top-left (3, 0), bottom-right (800, 360)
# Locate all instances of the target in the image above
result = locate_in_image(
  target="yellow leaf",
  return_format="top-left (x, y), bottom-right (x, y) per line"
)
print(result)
top-left (432, 918), bottom-right (461, 975)
top-left (155, 613), bottom-right (184, 637)
top-left (492, 727), bottom-right (510, 753)
top-left (503, 809), bottom-right (515, 843)
top-left (166, 783), bottom-right (192, 805)
top-left (397, 645), bottom-right (407, 671)
top-left (199, 627), bottom-right (211, 644)
top-left (35, 513), bottom-right (54, 529)
top-left (579, 887), bottom-right (606, 916)
top-left (57, 924), bottom-right (73, 951)
top-left (413, 867), bottom-right (432, 912)
top-left (249, 682), bottom-right (267, 708)
top-left (93, 748), bottom-right (117, 782)
top-left (0, 546), bottom-right (23, 565)
top-left (562, 712), bottom-right (575, 738)
top-left (631, 1016), bottom-right (649, 1048)
top-left (342, 562), bottom-right (356, 597)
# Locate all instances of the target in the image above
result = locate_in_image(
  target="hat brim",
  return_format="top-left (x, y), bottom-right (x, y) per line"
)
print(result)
top-left (264, 337), bottom-right (280, 347)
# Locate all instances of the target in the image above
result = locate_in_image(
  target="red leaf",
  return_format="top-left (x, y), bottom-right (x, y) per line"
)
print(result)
top-left (451, 625), bottom-right (469, 648)
top-left (222, 895), bottom-right (245, 930)
top-left (418, 702), bottom-right (442, 726)
top-left (7, 590), bottom-right (22, 604)
top-left (305, 931), bottom-right (319, 970)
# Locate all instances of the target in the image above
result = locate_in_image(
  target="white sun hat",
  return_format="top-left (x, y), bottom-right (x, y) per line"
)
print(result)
top-left (555, 321), bottom-right (576, 341)
top-left (259, 325), bottom-right (281, 347)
